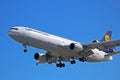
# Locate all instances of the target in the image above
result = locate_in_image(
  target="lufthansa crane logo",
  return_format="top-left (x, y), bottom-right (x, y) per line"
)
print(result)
top-left (105, 34), bottom-right (110, 41)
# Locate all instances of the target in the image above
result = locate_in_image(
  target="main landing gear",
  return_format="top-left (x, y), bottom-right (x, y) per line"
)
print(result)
top-left (56, 57), bottom-right (76, 68)
top-left (56, 60), bottom-right (76, 68)
top-left (56, 57), bottom-right (65, 68)
top-left (70, 60), bottom-right (76, 64)
top-left (70, 57), bottom-right (76, 64)
top-left (79, 57), bottom-right (87, 62)
top-left (56, 62), bottom-right (65, 68)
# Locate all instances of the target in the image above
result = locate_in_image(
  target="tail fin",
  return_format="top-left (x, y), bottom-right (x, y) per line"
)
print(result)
top-left (101, 30), bottom-right (116, 53)
top-left (100, 30), bottom-right (112, 42)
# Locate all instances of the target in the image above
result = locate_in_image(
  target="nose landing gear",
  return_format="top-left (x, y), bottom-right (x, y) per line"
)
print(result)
top-left (24, 48), bottom-right (27, 53)
top-left (23, 44), bottom-right (27, 53)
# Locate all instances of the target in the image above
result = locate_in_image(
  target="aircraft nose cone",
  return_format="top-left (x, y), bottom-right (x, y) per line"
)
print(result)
top-left (8, 30), bottom-right (11, 36)
top-left (8, 30), bottom-right (13, 36)
top-left (8, 30), bottom-right (16, 38)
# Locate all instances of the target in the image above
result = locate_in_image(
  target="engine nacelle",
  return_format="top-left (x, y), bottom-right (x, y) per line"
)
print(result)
top-left (92, 40), bottom-right (99, 43)
top-left (69, 43), bottom-right (83, 52)
top-left (34, 52), bottom-right (45, 60)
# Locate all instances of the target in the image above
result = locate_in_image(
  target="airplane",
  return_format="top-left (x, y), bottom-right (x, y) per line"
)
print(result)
top-left (8, 26), bottom-right (120, 68)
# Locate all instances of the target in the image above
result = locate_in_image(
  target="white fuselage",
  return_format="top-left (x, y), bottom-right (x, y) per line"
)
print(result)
top-left (8, 27), bottom-right (112, 62)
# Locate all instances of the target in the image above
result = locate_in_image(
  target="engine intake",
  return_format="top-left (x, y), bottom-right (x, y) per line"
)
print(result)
top-left (70, 43), bottom-right (75, 50)
top-left (92, 40), bottom-right (99, 43)
top-left (34, 53), bottom-right (40, 60)
top-left (69, 43), bottom-right (83, 52)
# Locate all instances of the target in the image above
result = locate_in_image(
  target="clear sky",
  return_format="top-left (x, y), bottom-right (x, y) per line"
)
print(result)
top-left (0, 0), bottom-right (120, 80)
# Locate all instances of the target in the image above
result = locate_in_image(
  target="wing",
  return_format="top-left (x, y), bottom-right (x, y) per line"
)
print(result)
top-left (35, 40), bottom-right (120, 65)
top-left (83, 40), bottom-right (120, 51)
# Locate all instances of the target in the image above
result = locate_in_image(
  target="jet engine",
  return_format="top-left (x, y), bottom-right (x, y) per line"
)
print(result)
top-left (34, 52), bottom-right (48, 64)
top-left (92, 40), bottom-right (99, 43)
top-left (34, 52), bottom-right (46, 60)
top-left (69, 43), bottom-right (83, 52)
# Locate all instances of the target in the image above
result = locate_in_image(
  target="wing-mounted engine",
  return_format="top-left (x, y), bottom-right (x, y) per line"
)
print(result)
top-left (34, 52), bottom-right (44, 60)
top-left (69, 43), bottom-right (83, 52)
top-left (92, 40), bottom-right (99, 43)
top-left (34, 52), bottom-right (47, 64)
top-left (34, 52), bottom-right (59, 65)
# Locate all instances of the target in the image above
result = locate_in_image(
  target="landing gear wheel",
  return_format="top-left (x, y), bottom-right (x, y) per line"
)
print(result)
top-left (24, 49), bottom-right (27, 53)
top-left (70, 60), bottom-right (76, 64)
top-left (62, 63), bottom-right (65, 67)
top-left (56, 62), bottom-right (65, 68)
top-left (79, 57), bottom-right (87, 62)
top-left (23, 44), bottom-right (27, 53)
top-left (56, 63), bottom-right (60, 67)
top-left (79, 58), bottom-right (82, 61)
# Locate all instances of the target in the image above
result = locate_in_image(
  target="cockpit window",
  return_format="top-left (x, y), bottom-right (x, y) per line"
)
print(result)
top-left (10, 28), bottom-right (18, 30)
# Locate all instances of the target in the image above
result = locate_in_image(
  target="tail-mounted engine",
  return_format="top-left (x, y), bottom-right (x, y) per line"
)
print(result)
top-left (92, 40), bottom-right (99, 43)
top-left (69, 43), bottom-right (83, 52)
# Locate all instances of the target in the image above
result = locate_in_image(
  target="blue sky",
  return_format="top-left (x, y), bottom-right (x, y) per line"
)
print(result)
top-left (0, 0), bottom-right (120, 80)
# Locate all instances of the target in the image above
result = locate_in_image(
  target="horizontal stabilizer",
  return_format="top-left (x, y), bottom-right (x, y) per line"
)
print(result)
top-left (105, 51), bottom-right (120, 56)
top-left (83, 40), bottom-right (120, 51)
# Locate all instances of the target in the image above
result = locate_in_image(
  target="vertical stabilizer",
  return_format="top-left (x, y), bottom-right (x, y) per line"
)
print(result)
top-left (100, 30), bottom-right (112, 42)
top-left (101, 30), bottom-right (116, 53)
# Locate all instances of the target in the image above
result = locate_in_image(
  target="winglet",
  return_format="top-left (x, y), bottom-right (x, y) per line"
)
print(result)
top-left (100, 30), bottom-right (112, 42)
